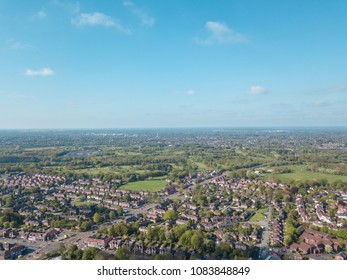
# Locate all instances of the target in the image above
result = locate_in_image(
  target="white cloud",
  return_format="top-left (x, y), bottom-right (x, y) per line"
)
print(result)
top-left (6, 39), bottom-right (32, 50)
top-left (185, 89), bottom-right (196, 96)
top-left (248, 86), bottom-right (267, 95)
top-left (123, 0), bottom-right (155, 27)
top-left (25, 68), bottom-right (54, 76)
top-left (73, 12), bottom-right (115, 27)
top-left (72, 12), bottom-right (130, 33)
top-left (196, 21), bottom-right (247, 45)
top-left (173, 89), bottom-right (196, 96)
top-left (32, 11), bottom-right (47, 19)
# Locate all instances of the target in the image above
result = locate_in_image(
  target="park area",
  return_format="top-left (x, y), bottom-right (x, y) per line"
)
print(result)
top-left (120, 180), bottom-right (167, 192)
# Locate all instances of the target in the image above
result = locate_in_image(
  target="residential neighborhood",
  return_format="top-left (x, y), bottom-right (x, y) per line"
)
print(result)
top-left (1, 171), bottom-right (347, 260)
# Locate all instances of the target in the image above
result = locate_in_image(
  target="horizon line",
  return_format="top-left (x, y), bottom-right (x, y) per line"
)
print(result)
top-left (1, 125), bottom-right (347, 131)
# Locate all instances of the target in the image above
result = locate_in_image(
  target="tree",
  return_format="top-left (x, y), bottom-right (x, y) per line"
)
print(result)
top-left (66, 245), bottom-right (83, 260)
top-left (109, 211), bottom-right (116, 220)
top-left (108, 225), bottom-right (116, 237)
top-left (191, 234), bottom-right (203, 251)
top-left (93, 212), bottom-right (101, 224)
top-left (58, 243), bottom-right (67, 259)
top-left (95, 251), bottom-right (113, 260)
top-left (82, 247), bottom-right (100, 260)
top-left (172, 224), bottom-right (188, 242)
top-left (325, 245), bottom-right (332, 254)
top-left (114, 223), bottom-right (128, 237)
top-left (5, 196), bottom-right (14, 208)
top-left (163, 209), bottom-right (178, 221)
top-left (117, 207), bottom-right (123, 217)
top-left (178, 230), bottom-right (193, 247)
top-left (80, 221), bottom-right (91, 232)
top-left (115, 247), bottom-right (130, 260)
top-left (204, 239), bottom-right (215, 254)
top-left (284, 235), bottom-right (292, 247)
top-left (215, 242), bottom-right (231, 259)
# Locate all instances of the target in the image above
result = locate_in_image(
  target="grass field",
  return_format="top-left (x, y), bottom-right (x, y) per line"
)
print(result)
top-left (23, 147), bottom-right (58, 151)
top-left (249, 213), bottom-right (265, 222)
top-left (262, 165), bottom-right (347, 183)
top-left (64, 165), bottom-right (149, 175)
top-left (120, 180), bottom-right (167, 192)
top-left (189, 159), bottom-right (209, 171)
top-left (249, 208), bottom-right (266, 222)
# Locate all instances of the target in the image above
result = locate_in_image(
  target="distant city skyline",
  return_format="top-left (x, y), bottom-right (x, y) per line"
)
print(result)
top-left (1, 0), bottom-right (347, 129)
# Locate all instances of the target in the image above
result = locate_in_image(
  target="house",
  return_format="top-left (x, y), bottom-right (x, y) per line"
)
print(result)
top-left (164, 185), bottom-right (177, 195)
top-left (176, 219), bottom-right (187, 225)
top-left (108, 239), bottom-right (123, 250)
top-left (0, 243), bottom-right (26, 260)
top-left (234, 242), bottom-right (249, 251)
top-left (0, 228), bottom-right (10, 238)
top-left (43, 229), bottom-right (58, 241)
top-left (145, 245), bottom-right (158, 255)
top-left (265, 251), bottom-right (282, 260)
top-left (133, 242), bottom-right (145, 254)
top-left (84, 236), bottom-right (113, 249)
top-left (22, 229), bottom-right (58, 242)
top-left (298, 243), bottom-right (314, 254)
top-left (147, 213), bottom-right (160, 223)
top-left (124, 215), bottom-right (137, 223)
top-left (335, 252), bottom-right (347, 260)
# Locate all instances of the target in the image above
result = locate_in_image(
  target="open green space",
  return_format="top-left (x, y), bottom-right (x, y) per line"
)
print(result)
top-left (262, 165), bottom-right (347, 183)
top-left (249, 213), bottom-right (265, 222)
top-left (23, 147), bottom-right (58, 151)
top-left (63, 165), bottom-right (150, 176)
top-left (120, 180), bottom-right (167, 192)
top-left (249, 208), bottom-right (266, 222)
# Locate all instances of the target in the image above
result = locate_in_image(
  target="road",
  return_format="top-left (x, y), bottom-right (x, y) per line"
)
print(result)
top-left (246, 204), bottom-right (272, 248)
top-left (260, 205), bottom-right (272, 248)
top-left (252, 205), bottom-right (272, 260)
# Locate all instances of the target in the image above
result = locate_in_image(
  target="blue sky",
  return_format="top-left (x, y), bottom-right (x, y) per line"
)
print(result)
top-left (0, 0), bottom-right (347, 128)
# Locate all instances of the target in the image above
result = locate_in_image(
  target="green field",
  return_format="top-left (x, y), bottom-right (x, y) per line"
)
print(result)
top-left (262, 165), bottom-right (347, 183)
top-left (120, 180), bottom-right (167, 192)
top-left (62, 165), bottom-right (150, 176)
top-left (249, 208), bottom-right (266, 222)
top-left (23, 147), bottom-right (58, 151)
top-left (249, 213), bottom-right (265, 222)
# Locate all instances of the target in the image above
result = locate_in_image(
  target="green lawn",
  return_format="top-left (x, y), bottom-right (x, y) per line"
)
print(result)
top-left (23, 147), bottom-right (57, 151)
top-left (120, 180), bottom-right (167, 192)
top-left (249, 213), bottom-right (265, 222)
top-left (68, 166), bottom-right (119, 175)
top-left (193, 161), bottom-right (209, 171)
top-left (67, 165), bottom-right (154, 176)
top-left (262, 165), bottom-right (347, 183)
top-left (249, 208), bottom-right (266, 222)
